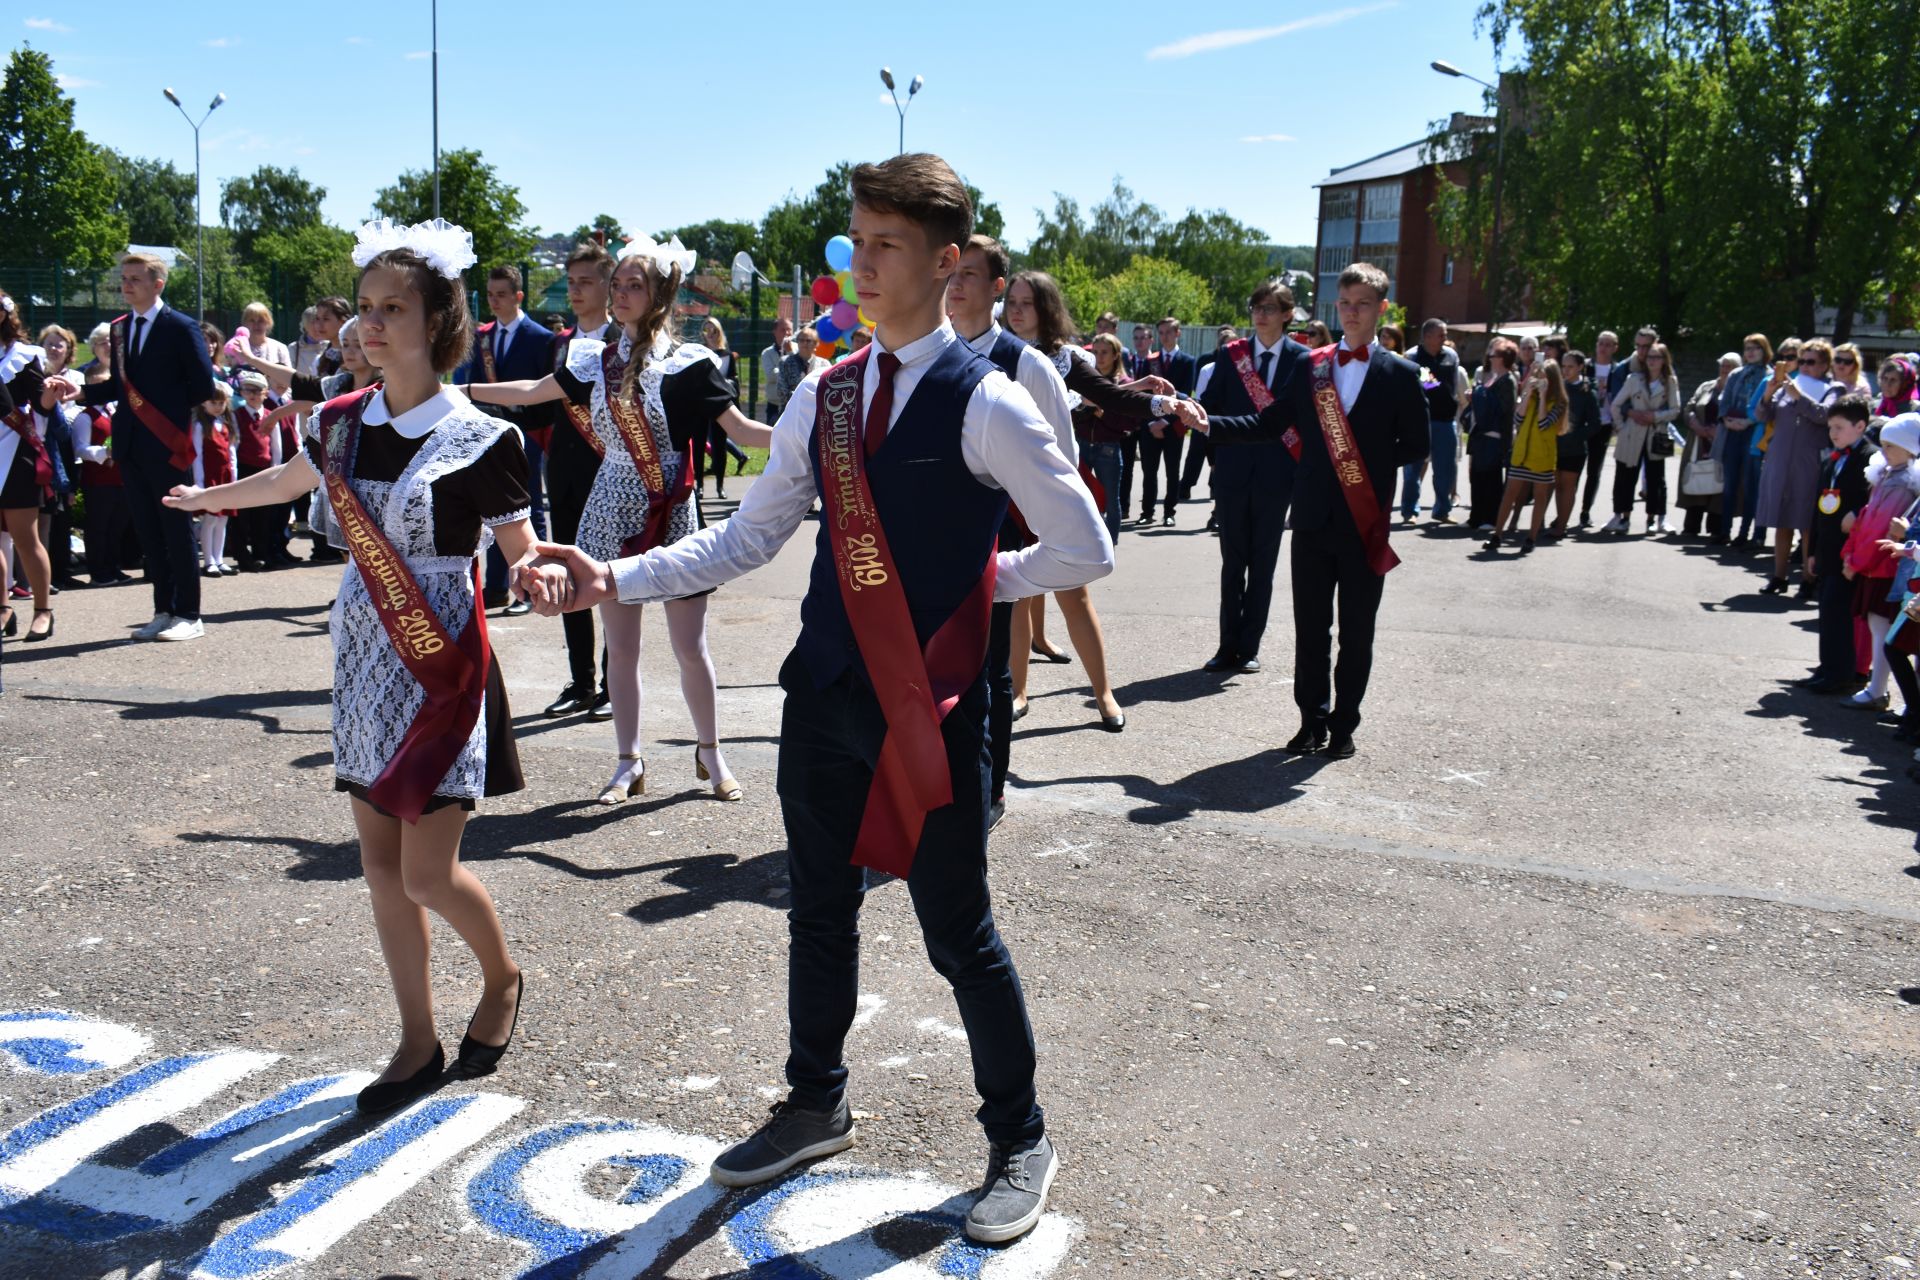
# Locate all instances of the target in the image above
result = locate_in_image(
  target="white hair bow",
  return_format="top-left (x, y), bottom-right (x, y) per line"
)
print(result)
top-left (618, 233), bottom-right (698, 278)
top-left (351, 217), bottom-right (478, 280)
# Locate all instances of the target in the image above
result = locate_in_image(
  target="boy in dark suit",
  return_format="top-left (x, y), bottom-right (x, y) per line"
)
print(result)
top-left (457, 265), bottom-right (554, 611)
top-left (1139, 316), bottom-right (1196, 525)
top-left (81, 252), bottom-right (219, 641)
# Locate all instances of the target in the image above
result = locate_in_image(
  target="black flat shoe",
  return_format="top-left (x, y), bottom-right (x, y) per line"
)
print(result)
top-left (455, 971), bottom-right (524, 1078)
top-left (356, 1042), bottom-right (444, 1116)
top-left (1760, 577), bottom-right (1788, 595)
top-left (1284, 723), bottom-right (1327, 754)
top-left (1030, 644), bottom-right (1071, 664)
top-left (1100, 707), bottom-right (1126, 732)
top-left (1519, 537), bottom-right (1535, 556)
top-left (1010, 701), bottom-right (1029, 721)
top-left (0, 608), bottom-right (14, 637)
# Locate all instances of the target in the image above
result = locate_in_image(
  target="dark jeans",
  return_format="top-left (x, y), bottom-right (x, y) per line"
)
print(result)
top-left (1083, 441), bottom-right (1123, 541)
top-left (1815, 566), bottom-right (1858, 682)
top-left (83, 483), bottom-right (130, 580)
top-left (1888, 637), bottom-right (1918, 713)
top-left (486, 432), bottom-right (548, 593)
top-left (1719, 437), bottom-right (1757, 535)
top-left (1138, 431), bottom-right (1185, 519)
top-left (1118, 435), bottom-right (1138, 519)
top-left (1613, 456), bottom-right (1667, 519)
top-left (1290, 525), bottom-right (1385, 736)
top-left (1578, 426), bottom-right (1612, 520)
top-left (1400, 419), bottom-right (1458, 519)
top-left (546, 451), bottom-right (601, 694)
top-left (118, 443), bottom-right (200, 621)
top-left (775, 653), bottom-right (1044, 1144)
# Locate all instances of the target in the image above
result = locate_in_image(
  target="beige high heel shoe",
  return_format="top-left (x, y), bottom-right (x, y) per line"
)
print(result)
top-left (695, 742), bottom-right (742, 802)
top-left (597, 753), bottom-right (646, 805)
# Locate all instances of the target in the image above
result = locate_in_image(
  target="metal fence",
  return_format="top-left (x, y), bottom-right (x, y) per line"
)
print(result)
top-left (1, 261), bottom-right (313, 348)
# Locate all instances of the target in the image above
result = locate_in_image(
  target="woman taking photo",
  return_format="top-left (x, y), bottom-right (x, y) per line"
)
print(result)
top-left (0, 291), bottom-right (79, 640)
top-left (1483, 356), bottom-right (1567, 554)
top-left (1604, 342), bottom-right (1683, 535)
top-left (1755, 339), bottom-right (1839, 593)
top-left (1002, 269), bottom-right (1172, 730)
top-left (467, 235), bottom-right (770, 802)
top-left (164, 219), bottom-right (544, 1114)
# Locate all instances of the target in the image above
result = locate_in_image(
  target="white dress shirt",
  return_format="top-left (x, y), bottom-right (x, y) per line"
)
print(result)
top-left (609, 319), bottom-right (1113, 606)
top-left (960, 322), bottom-right (1078, 466)
top-left (1594, 362), bottom-right (1614, 424)
top-left (130, 301), bottom-right (164, 356)
top-left (1193, 334), bottom-right (1286, 401)
top-left (490, 313), bottom-right (523, 364)
top-left (1334, 337), bottom-right (1372, 412)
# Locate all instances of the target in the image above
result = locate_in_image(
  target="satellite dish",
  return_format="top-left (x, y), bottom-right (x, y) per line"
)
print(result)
top-left (731, 251), bottom-right (757, 292)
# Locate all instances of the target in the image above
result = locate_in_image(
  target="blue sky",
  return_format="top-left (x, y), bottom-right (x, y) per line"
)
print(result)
top-left (21, 1), bottom-right (1497, 252)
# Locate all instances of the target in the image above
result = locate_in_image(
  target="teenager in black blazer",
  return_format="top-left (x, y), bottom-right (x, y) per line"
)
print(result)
top-left (80, 252), bottom-right (218, 639)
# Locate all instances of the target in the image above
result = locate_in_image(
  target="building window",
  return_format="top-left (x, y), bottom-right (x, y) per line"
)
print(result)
top-left (1443, 255), bottom-right (1455, 286)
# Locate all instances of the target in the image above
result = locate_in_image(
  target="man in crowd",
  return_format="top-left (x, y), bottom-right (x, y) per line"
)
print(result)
top-left (1139, 315), bottom-right (1196, 526)
top-left (457, 265), bottom-right (554, 613)
top-left (1589, 331), bottom-right (1631, 530)
top-left (777, 327), bottom-right (829, 408)
top-left (760, 317), bottom-right (795, 423)
top-left (1402, 319), bottom-right (1461, 524)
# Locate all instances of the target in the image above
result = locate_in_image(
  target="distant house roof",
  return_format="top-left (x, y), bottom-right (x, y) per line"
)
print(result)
top-left (1314, 119), bottom-right (1487, 189)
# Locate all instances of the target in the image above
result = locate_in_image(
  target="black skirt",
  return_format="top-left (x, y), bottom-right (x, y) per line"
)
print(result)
top-left (0, 444), bottom-right (44, 509)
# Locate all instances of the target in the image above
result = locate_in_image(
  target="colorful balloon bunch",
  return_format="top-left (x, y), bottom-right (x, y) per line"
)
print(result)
top-left (807, 235), bottom-right (871, 357)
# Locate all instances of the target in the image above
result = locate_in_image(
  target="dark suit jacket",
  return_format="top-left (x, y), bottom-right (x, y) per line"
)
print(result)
top-left (1287, 347), bottom-right (1430, 538)
top-left (455, 313), bottom-right (556, 434)
top-left (1199, 337), bottom-right (1311, 445)
top-left (82, 303), bottom-right (217, 465)
top-left (1154, 347), bottom-right (1198, 396)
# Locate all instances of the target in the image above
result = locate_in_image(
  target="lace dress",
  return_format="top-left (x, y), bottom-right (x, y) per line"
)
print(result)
top-left (554, 331), bottom-right (734, 567)
top-left (299, 387), bottom-right (530, 813)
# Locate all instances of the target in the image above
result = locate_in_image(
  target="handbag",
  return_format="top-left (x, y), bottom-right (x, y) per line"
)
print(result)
top-left (1648, 424), bottom-right (1678, 460)
top-left (1682, 451), bottom-right (1724, 495)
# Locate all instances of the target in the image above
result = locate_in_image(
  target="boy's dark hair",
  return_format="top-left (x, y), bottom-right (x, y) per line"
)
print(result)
top-left (1249, 277), bottom-right (1295, 311)
top-left (359, 249), bottom-right (474, 374)
top-left (1337, 262), bottom-right (1390, 299)
top-left (850, 153), bottom-right (973, 252)
top-left (487, 265), bottom-right (523, 291)
top-left (965, 234), bottom-right (1010, 282)
top-left (566, 240), bottom-right (614, 280)
top-left (1828, 393), bottom-right (1872, 425)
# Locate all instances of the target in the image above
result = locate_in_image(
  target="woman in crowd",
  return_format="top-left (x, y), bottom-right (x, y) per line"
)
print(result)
top-left (0, 291), bottom-right (78, 640)
top-left (1878, 356), bottom-right (1918, 420)
top-left (1466, 339), bottom-right (1519, 531)
top-left (1298, 320), bottom-right (1332, 349)
top-left (165, 220), bottom-right (544, 1115)
top-left (1377, 323), bottom-right (1405, 356)
top-left (1713, 334), bottom-right (1773, 546)
top-left (698, 317), bottom-right (750, 500)
top-left (1002, 269), bottom-right (1168, 731)
top-left (73, 323), bottom-right (130, 585)
top-left (1483, 355), bottom-right (1567, 554)
top-left (1078, 332), bottom-right (1140, 541)
top-left (467, 237), bottom-right (770, 803)
top-left (1605, 342), bottom-right (1683, 535)
top-left (1677, 353), bottom-right (1738, 539)
top-left (228, 301), bottom-right (293, 376)
top-left (1831, 343), bottom-right (1872, 399)
top-left (35, 323), bottom-right (84, 588)
top-left (1550, 348), bottom-right (1600, 538)
top-left (1756, 339), bottom-right (1839, 593)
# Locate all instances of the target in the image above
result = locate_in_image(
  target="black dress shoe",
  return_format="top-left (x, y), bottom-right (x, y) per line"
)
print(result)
top-left (1203, 651), bottom-right (1238, 672)
top-left (482, 589), bottom-right (510, 610)
top-left (588, 689), bottom-right (614, 721)
top-left (1100, 709), bottom-right (1126, 732)
top-left (1010, 701), bottom-right (1029, 721)
top-left (1235, 656), bottom-right (1261, 674)
top-left (1798, 679), bottom-right (1855, 695)
top-left (356, 1043), bottom-right (444, 1116)
top-left (1284, 722), bottom-right (1328, 754)
top-left (988, 798), bottom-right (1007, 831)
top-left (1323, 733), bottom-right (1357, 760)
top-left (503, 598), bottom-right (533, 617)
top-left (1030, 644), bottom-right (1071, 664)
top-left (455, 972), bottom-right (524, 1078)
top-left (544, 686), bottom-right (592, 717)
top-left (1162, 513), bottom-right (1176, 527)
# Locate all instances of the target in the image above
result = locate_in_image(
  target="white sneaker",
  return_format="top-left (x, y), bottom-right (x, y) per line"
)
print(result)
top-left (1601, 515), bottom-right (1627, 534)
top-left (155, 617), bottom-right (204, 642)
top-left (133, 613), bottom-right (175, 640)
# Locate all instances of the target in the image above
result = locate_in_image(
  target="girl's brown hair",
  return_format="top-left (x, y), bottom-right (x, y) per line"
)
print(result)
top-left (1004, 270), bottom-right (1076, 354)
top-left (614, 256), bottom-right (684, 404)
top-left (356, 249), bottom-right (474, 374)
top-left (0, 291), bottom-right (21, 347)
top-left (1088, 331), bottom-right (1127, 376)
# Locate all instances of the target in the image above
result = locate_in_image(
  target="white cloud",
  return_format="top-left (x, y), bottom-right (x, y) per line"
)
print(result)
top-left (1147, 4), bottom-right (1397, 59)
top-left (877, 92), bottom-right (894, 105)
top-left (345, 35), bottom-right (369, 44)
top-left (204, 37), bottom-right (237, 48)
top-left (55, 74), bottom-right (98, 90)
top-left (404, 50), bottom-right (431, 60)
top-left (1240, 133), bottom-right (1297, 144)
top-left (24, 17), bottom-right (71, 32)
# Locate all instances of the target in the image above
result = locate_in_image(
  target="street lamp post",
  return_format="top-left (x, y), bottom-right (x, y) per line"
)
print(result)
top-left (1432, 60), bottom-right (1505, 334)
top-left (431, 0), bottom-right (440, 218)
top-left (879, 67), bottom-right (924, 155)
top-left (162, 87), bottom-right (225, 323)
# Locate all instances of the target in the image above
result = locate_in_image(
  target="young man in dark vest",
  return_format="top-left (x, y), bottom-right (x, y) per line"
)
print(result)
top-left (1194, 278), bottom-right (1310, 674)
top-left (456, 265), bottom-right (553, 613)
top-left (1195, 262), bottom-right (1427, 758)
top-left (540, 241), bottom-right (616, 719)
top-left (526, 153), bottom-right (1113, 1244)
top-left (946, 232), bottom-right (1074, 827)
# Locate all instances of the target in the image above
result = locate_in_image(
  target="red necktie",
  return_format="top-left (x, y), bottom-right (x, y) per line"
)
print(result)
top-left (865, 351), bottom-right (901, 456)
top-left (1338, 343), bottom-right (1370, 366)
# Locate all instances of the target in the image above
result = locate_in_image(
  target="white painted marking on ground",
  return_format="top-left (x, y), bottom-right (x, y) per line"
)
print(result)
top-left (1438, 770), bottom-right (1489, 786)
top-left (851, 994), bottom-right (887, 1030)
top-left (671, 1076), bottom-right (719, 1092)
top-left (914, 1017), bottom-right (967, 1043)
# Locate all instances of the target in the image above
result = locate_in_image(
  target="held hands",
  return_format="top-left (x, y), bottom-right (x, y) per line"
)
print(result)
top-left (1170, 398), bottom-right (1209, 434)
top-left (39, 378), bottom-right (79, 408)
top-left (516, 541), bottom-right (617, 615)
top-left (162, 484), bottom-right (208, 512)
top-left (1128, 374), bottom-right (1176, 397)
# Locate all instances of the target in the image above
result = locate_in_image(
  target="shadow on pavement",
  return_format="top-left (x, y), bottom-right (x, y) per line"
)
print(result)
top-left (1109, 667), bottom-right (1248, 707)
top-left (1031, 746), bottom-right (1330, 825)
top-left (28, 688), bottom-right (331, 737)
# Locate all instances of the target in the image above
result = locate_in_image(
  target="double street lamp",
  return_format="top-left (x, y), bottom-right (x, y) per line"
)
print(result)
top-left (1431, 59), bottom-right (1506, 332)
top-left (879, 67), bottom-right (924, 155)
top-left (162, 86), bottom-right (225, 322)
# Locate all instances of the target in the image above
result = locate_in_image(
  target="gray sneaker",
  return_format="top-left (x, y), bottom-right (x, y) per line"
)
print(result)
top-left (709, 1098), bottom-right (856, 1188)
top-left (964, 1133), bottom-right (1058, 1244)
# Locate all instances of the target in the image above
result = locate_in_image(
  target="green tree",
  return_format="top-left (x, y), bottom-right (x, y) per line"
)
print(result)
top-left (1104, 255), bottom-right (1213, 326)
top-left (669, 218), bottom-right (760, 268)
top-left (373, 149), bottom-right (536, 276)
top-left (759, 162), bottom-right (855, 276)
top-left (1156, 209), bottom-right (1271, 322)
top-left (566, 213), bottom-right (625, 248)
top-left (964, 182), bottom-right (1005, 244)
top-left (219, 164), bottom-right (325, 260)
top-left (1049, 255), bottom-right (1106, 332)
top-left (250, 222), bottom-right (357, 313)
top-left (103, 150), bottom-right (195, 248)
top-left (0, 49), bottom-right (124, 267)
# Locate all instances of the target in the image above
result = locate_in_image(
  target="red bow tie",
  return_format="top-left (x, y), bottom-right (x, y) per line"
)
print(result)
top-left (1338, 344), bottom-right (1371, 366)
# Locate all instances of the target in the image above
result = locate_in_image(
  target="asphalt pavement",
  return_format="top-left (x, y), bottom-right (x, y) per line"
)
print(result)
top-left (0, 477), bottom-right (1915, 1280)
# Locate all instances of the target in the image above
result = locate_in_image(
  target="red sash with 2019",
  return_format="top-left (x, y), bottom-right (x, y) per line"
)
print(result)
top-left (320, 387), bottom-right (491, 824)
top-left (816, 346), bottom-right (995, 878)
top-left (1308, 346), bottom-right (1400, 575)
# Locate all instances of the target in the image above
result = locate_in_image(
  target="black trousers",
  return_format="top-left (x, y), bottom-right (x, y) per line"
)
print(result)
top-left (118, 444), bottom-right (200, 621)
top-left (1468, 464), bottom-right (1505, 528)
top-left (48, 505), bottom-right (73, 582)
top-left (987, 600), bottom-right (1014, 802)
top-left (1138, 431), bottom-right (1185, 519)
top-left (1214, 449), bottom-right (1290, 659)
top-left (1613, 457), bottom-right (1667, 518)
top-left (546, 448), bottom-right (602, 694)
top-left (83, 483), bottom-right (130, 580)
top-left (1815, 565), bottom-right (1859, 682)
top-left (775, 653), bottom-right (1043, 1144)
top-left (1290, 525), bottom-right (1386, 736)
top-left (1179, 430), bottom-right (1211, 499)
top-left (1578, 427), bottom-right (1612, 519)
top-left (1118, 434), bottom-right (1138, 519)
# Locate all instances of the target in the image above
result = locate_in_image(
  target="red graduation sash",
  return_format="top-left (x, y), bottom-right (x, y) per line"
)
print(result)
top-left (476, 321), bottom-right (499, 383)
top-left (1308, 346), bottom-right (1399, 576)
top-left (112, 315), bottom-right (197, 472)
top-left (602, 343), bottom-right (693, 556)
top-left (816, 346), bottom-right (996, 878)
top-left (319, 387), bottom-right (490, 824)
top-left (553, 328), bottom-right (605, 458)
top-left (3, 409), bottom-right (51, 498)
top-left (1224, 338), bottom-right (1301, 460)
